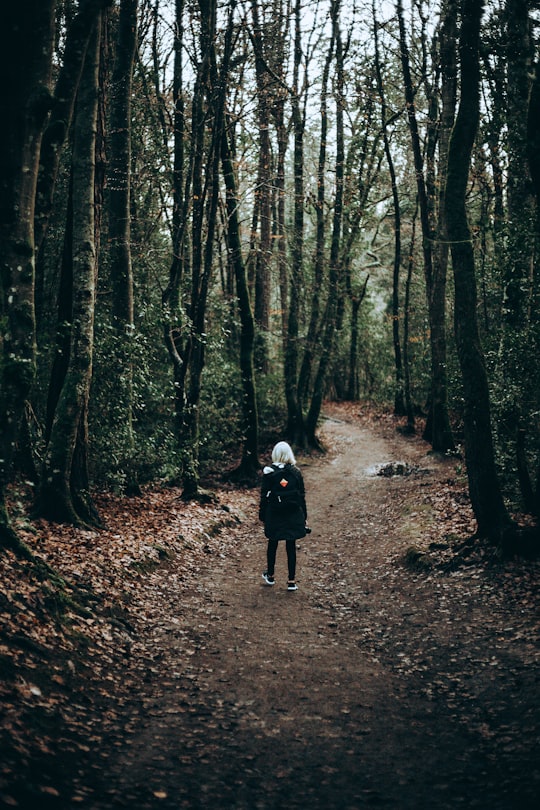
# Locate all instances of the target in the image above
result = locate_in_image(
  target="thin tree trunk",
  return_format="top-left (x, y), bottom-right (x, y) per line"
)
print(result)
top-left (221, 124), bottom-right (260, 482)
top-left (181, 0), bottom-right (232, 501)
top-left (347, 276), bottom-right (369, 401)
top-left (250, 0), bottom-right (272, 369)
top-left (163, 0), bottom-right (189, 463)
top-left (340, 71), bottom-right (379, 402)
top-left (298, 7), bottom-right (335, 406)
top-left (374, 2), bottom-right (404, 416)
top-left (178, 0), bottom-right (215, 499)
top-left (403, 200), bottom-right (419, 433)
top-left (306, 1), bottom-right (344, 445)
top-left (108, 0), bottom-right (139, 494)
top-left (285, 0), bottom-right (307, 444)
top-left (445, 0), bottom-right (511, 540)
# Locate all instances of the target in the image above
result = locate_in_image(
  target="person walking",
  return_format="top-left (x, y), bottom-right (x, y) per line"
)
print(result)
top-left (259, 441), bottom-right (308, 591)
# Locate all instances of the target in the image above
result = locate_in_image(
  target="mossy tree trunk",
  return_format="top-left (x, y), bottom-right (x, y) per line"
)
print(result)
top-left (497, 0), bottom-right (538, 512)
top-left (0, 2), bottom-right (56, 554)
top-left (34, 0), bottom-right (111, 259)
top-left (37, 17), bottom-right (102, 528)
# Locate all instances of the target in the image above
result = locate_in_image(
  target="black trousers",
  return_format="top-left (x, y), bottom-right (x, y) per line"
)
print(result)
top-left (267, 538), bottom-right (296, 581)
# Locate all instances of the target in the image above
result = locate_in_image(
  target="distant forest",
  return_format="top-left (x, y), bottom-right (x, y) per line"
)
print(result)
top-left (1, 0), bottom-right (539, 555)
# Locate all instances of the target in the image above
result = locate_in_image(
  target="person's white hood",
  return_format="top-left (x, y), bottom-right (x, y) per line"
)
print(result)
top-left (263, 463), bottom-right (285, 474)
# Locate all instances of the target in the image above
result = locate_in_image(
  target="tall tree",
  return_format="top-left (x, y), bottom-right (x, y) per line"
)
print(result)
top-left (425, 0), bottom-right (458, 453)
top-left (527, 59), bottom-right (540, 517)
top-left (37, 16), bottom-right (103, 527)
top-left (163, 0), bottom-right (234, 500)
top-left (297, 4), bottom-right (335, 409)
top-left (374, 2), bottom-right (405, 417)
top-left (445, 0), bottom-right (511, 540)
top-left (497, 0), bottom-right (537, 509)
top-left (0, 2), bottom-right (57, 553)
top-left (108, 0), bottom-right (139, 493)
top-left (221, 119), bottom-right (260, 481)
top-left (397, 0), bottom-right (455, 453)
top-left (180, 0), bottom-right (220, 500)
top-left (284, 0), bottom-right (308, 444)
top-left (305, 0), bottom-right (344, 444)
top-left (162, 0), bottom-right (188, 471)
top-left (34, 0), bottom-right (112, 260)
top-left (250, 0), bottom-right (273, 368)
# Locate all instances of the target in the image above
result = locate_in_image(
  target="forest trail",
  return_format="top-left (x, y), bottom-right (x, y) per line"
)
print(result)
top-left (78, 408), bottom-right (538, 810)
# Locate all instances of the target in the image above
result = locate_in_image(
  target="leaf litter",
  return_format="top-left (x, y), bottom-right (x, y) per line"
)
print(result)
top-left (0, 402), bottom-right (538, 809)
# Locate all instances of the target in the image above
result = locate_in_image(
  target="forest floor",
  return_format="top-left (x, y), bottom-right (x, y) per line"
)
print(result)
top-left (1, 402), bottom-right (539, 809)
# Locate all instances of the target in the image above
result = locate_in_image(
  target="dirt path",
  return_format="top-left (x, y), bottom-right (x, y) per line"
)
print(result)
top-left (79, 413), bottom-right (538, 810)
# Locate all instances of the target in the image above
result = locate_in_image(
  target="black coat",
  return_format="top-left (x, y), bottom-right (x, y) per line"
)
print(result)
top-left (259, 463), bottom-right (307, 541)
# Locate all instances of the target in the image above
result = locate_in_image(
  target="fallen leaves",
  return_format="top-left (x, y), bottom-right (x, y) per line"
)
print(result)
top-left (0, 482), bottom-right (257, 806)
top-left (1, 402), bottom-right (539, 808)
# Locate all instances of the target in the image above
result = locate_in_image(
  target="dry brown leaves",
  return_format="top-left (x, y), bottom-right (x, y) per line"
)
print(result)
top-left (0, 482), bottom-right (257, 805)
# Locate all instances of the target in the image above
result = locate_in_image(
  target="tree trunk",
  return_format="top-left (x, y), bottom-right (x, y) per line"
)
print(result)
top-left (0, 2), bottom-right (56, 554)
top-left (34, 0), bottom-right (111, 259)
top-left (37, 17), bottom-right (102, 527)
top-left (397, 0), bottom-right (455, 453)
top-left (497, 0), bottom-right (537, 510)
top-left (426, 0), bottom-right (458, 452)
top-left (181, 0), bottom-right (233, 501)
top-left (502, 0), bottom-right (535, 334)
top-left (403, 201), bottom-right (419, 433)
top-left (163, 0), bottom-right (189, 470)
top-left (306, 2), bottom-right (344, 445)
top-left (298, 5), bottom-right (335, 407)
top-left (347, 276), bottom-right (369, 401)
top-left (250, 0), bottom-right (272, 370)
top-left (527, 60), bottom-right (540, 517)
top-left (445, 0), bottom-right (511, 540)
top-left (108, 0), bottom-right (139, 494)
top-left (284, 0), bottom-right (307, 445)
top-left (44, 178), bottom-right (75, 447)
top-left (221, 124), bottom-right (260, 482)
top-left (374, 2), bottom-right (405, 416)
